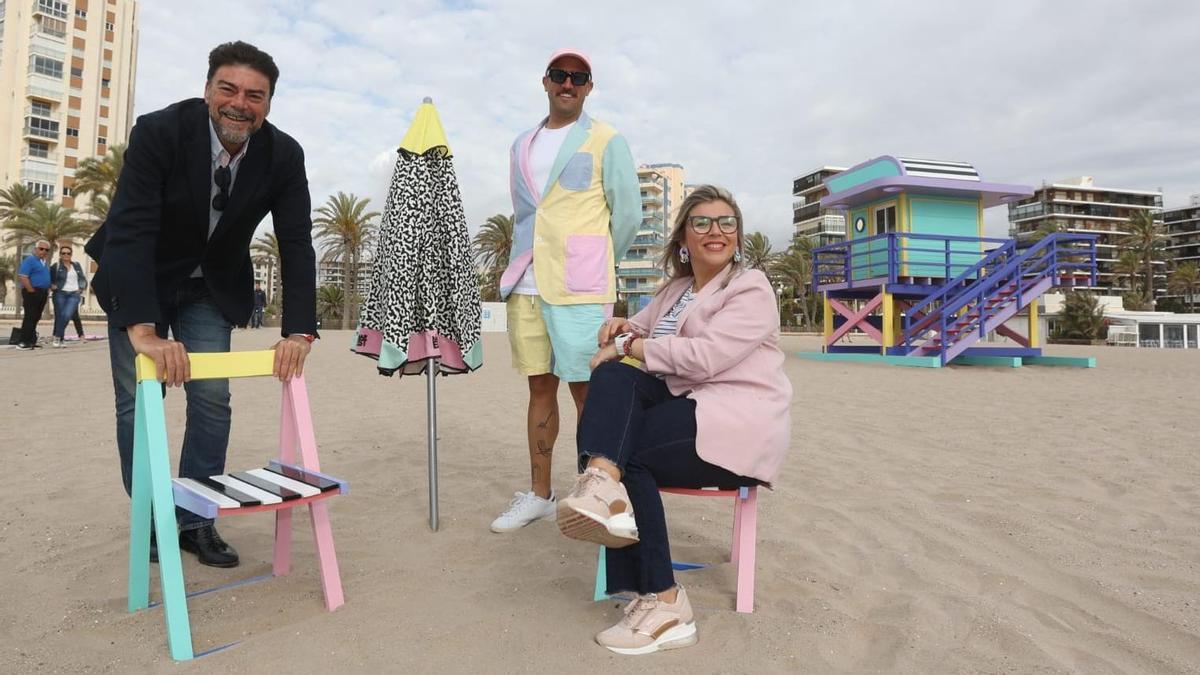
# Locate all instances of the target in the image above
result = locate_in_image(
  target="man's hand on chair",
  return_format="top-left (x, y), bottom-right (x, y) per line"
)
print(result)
top-left (127, 323), bottom-right (190, 387)
top-left (272, 334), bottom-right (312, 381)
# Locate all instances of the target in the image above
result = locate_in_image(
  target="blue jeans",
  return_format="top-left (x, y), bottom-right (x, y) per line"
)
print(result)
top-left (577, 362), bottom-right (757, 595)
top-left (108, 279), bottom-right (233, 530)
top-left (52, 291), bottom-right (81, 339)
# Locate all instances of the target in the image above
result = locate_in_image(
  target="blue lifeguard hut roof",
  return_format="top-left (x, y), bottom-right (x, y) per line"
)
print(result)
top-left (820, 156), bottom-right (1033, 210)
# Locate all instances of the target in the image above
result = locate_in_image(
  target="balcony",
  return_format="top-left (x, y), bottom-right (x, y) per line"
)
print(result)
top-left (21, 146), bottom-right (59, 163)
top-left (32, 0), bottom-right (69, 20)
top-left (633, 234), bottom-right (664, 247)
top-left (23, 120), bottom-right (60, 141)
top-left (792, 202), bottom-right (820, 223)
top-left (26, 74), bottom-right (65, 101)
top-left (618, 267), bottom-right (663, 279)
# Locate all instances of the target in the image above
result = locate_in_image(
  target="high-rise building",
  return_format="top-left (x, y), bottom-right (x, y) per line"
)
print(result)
top-left (1, 0), bottom-right (139, 305)
top-left (618, 163), bottom-right (684, 312)
top-left (792, 166), bottom-right (847, 247)
top-left (1007, 177), bottom-right (1163, 294)
top-left (1163, 194), bottom-right (1200, 304)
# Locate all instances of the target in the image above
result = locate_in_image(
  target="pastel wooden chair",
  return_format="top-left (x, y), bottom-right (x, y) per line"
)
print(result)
top-left (593, 485), bottom-right (759, 613)
top-left (126, 350), bottom-right (347, 661)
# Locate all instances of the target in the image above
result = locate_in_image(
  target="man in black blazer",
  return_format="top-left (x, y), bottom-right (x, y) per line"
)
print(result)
top-left (86, 41), bottom-right (317, 567)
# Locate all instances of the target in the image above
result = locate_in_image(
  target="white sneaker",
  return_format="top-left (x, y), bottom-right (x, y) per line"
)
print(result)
top-left (490, 490), bottom-right (556, 533)
top-left (51, 338), bottom-right (63, 348)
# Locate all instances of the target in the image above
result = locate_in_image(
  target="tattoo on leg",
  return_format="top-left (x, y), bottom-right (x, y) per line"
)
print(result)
top-left (536, 411), bottom-right (553, 430)
top-left (536, 440), bottom-right (552, 458)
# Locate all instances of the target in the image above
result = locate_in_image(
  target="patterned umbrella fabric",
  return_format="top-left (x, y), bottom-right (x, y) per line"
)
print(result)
top-left (355, 100), bottom-right (482, 376)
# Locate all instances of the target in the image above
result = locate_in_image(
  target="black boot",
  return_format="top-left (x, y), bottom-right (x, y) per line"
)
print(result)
top-left (179, 524), bottom-right (240, 568)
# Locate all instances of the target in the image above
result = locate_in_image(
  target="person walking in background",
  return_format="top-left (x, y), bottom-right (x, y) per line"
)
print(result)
top-left (16, 239), bottom-right (52, 350)
top-left (489, 48), bottom-right (641, 533)
top-left (252, 282), bottom-right (267, 328)
top-left (48, 244), bottom-right (88, 348)
top-left (85, 41), bottom-right (318, 568)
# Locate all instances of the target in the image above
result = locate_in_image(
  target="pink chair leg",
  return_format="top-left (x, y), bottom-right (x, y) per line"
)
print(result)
top-left (309, 502), bottom-right (344, 611)
top-left (735, 487), bottom-right (758, 614)
top-left (273, 508), bottom-right (293, 576)
top-left (731, 490), bottom-right (744, 566)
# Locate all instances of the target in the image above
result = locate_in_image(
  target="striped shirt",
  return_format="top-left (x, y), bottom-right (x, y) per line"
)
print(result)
top-left (650, 287), bottom-right (696, 339)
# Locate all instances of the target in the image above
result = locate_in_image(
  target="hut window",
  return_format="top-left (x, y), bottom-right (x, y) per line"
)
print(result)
top-left (875, 205), bottom-right (896, 233)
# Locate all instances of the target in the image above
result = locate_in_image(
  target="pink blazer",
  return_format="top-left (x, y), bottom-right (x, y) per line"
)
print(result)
top-left (629, 267), bottom-right (793, 484)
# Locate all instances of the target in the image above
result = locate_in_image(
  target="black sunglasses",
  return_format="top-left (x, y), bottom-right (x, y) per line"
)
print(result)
top-left (212, 165), bottom-right (231, 211)
top-left (546, 68), bottom-right (591, 86)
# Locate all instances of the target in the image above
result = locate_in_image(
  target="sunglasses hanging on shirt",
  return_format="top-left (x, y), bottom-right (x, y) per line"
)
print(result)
top-left (212, 165), bottom-right (231, 211)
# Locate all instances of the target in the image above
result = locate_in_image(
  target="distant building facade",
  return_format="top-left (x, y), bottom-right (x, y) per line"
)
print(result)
top-left (1007, 177), bottom-right (1163, 294)
top-left (792, 166), bottom-right (847, 247)
top-left (617, 163), bottom-right (685, 312)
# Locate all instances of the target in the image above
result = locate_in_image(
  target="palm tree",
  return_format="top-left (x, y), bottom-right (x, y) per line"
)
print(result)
top-left (5, 201), bottom-right (93, 250)
top-left (471, 213), bottom-right (513, 301)
top-left (316, 284), bottom-right (344, 327)
top-left (771, 240), bottom-right (815, 328)
top-left (0, 183), bottom-right (40, 224)
top-left (742, 232), bottom-right (774, 272)
top-left (1121, 210), bottom-right (1169, 308)
top-left (250, 230), bottom-right (281, 303)
top-left (1168, 262), bottom-right (1200, 313)
top-left (312, 192), bottom-right (380, 328)
top-left (1056, 290), bottom-right (1105, 340)
top-left (1112, 249), bottom-right (1141, 295)
top-left (73, 144), bottom-right (125, 221)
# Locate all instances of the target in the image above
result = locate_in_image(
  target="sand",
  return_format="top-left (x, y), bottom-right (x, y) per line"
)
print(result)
top-left (1, 326), bottom-right (1198, 673)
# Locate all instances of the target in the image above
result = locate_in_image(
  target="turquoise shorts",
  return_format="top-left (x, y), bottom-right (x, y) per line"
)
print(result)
top-left (507, 294), bottom-right (606, 383)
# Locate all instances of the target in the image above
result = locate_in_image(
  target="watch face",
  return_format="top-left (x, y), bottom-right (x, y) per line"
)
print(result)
top-left (854, 216), bottom-right (866, 234)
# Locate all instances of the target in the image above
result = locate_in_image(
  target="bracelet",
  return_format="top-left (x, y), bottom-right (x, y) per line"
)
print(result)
top-left (624, 336), bottom-right (637, 357)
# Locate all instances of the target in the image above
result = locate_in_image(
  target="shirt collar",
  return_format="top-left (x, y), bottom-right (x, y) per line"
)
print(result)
top-left (208, 118), bottom-right (249, 165)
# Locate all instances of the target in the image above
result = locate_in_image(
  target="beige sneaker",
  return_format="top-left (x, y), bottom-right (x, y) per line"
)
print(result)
top-left (556, 467), bottom-right (639, 548)
top-left (595, 586), bottom-right (698, 655)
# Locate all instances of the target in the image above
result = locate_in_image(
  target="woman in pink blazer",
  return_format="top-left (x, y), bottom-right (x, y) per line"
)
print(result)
top-left (555, 185), bottom-right (793, 655)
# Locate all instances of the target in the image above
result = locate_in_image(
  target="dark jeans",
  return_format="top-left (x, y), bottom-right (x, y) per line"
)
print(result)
top-left (108, 278), bottom-right (233, 530)
top-left (251, 306), bottom-right (264, 328)
top-left (51, 291), bottom-right (81, 339)
top-left (72, 299), bottom-right (85, 337)
top-left (577, 361), bottom-right (757, 595)
top-left (19, 287), bottom-right (48, 346)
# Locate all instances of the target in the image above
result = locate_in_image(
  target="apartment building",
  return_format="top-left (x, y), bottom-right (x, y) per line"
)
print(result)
top-left (0, 0), bottom-right (139, 306)
top-left (1007, 176), bottom-right (1163, 294)
top-left (792, 165), bottom-right (847, 247)
top-left (618, 163), bottom-right (684, 312)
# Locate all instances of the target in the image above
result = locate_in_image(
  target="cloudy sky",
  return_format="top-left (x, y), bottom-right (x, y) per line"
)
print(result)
top-left (135, 0), bottom-right (1200, 248)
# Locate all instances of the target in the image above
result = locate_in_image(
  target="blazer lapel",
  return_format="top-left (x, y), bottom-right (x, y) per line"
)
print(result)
top-left (185, 108), bottom-right (213, 240)
top-left (675, 265), bottom-right (735, 334)
top-left (542, 112), bottom-right (590, 197)
top-left (211, 127), bottom-right (269, 241)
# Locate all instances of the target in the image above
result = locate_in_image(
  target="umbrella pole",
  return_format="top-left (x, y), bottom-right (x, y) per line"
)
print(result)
top-left (425, 357), bottom-right (439, 531)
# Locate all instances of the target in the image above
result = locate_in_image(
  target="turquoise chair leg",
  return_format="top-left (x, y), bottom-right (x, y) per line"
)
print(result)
top-left (593, 545), bottom-right (608, 601)
top-left (128, 396), bottom-right (153, 613)
top-left (137, 381), bottom-right (195, 661)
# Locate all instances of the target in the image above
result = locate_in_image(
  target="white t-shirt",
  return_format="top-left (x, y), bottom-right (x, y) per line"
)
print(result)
top-left (62, 264), bottom-right (80, 292)
top-left (512, 121), bottom-right (575, 296)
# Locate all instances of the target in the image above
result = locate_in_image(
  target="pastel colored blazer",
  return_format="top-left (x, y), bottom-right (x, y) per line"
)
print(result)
top-left (629, 267), bottom-right (793, 484)
top-left (500, 112), bottom-right (640, 305)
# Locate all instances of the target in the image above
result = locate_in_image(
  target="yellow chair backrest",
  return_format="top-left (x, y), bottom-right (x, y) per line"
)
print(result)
top-left (134, 350), bottom-right (279, 382)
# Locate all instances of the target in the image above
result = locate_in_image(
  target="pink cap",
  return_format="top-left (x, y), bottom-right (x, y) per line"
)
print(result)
top-left (546, 48), bottom-right (592, 73)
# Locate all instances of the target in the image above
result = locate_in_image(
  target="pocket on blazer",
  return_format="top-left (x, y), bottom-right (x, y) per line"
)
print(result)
top-left (558, 152), bottom-right (593, 191)
top-left (564, 234), bottom-right (609, 294)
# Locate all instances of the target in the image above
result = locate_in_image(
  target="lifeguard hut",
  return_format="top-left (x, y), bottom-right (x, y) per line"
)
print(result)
top-left (808, 156), bottom-right (1098, 367)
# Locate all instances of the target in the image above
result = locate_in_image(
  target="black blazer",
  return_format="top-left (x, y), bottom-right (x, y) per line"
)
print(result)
top-left (85, 98), bottom-right (317, 336)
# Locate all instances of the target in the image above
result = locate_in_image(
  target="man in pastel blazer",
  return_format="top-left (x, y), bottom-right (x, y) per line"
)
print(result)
top-left (490, 49), bottom-right (641, 533)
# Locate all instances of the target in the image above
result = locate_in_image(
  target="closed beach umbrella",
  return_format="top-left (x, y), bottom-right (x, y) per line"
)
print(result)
top-left (355, 97), bottom-right (483, 530)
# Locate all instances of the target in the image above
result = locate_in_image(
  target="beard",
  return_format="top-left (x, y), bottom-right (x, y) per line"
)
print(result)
top-left (211, 106), bottom-right (258, 147)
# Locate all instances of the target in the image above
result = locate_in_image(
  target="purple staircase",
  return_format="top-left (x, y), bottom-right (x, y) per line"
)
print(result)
top-left (901, 233), bottom-right (1097, 365)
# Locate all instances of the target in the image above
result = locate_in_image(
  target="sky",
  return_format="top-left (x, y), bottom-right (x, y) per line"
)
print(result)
top-left (134, 0), bottom-right (1200, 249)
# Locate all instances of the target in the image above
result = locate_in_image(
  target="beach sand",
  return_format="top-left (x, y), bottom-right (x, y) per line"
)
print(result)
top-left (1, 328), bottom-right (1198, 673)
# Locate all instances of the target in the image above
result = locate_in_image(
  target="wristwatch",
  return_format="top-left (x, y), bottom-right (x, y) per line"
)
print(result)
top-left (613, 332), bottom-right (634, 357)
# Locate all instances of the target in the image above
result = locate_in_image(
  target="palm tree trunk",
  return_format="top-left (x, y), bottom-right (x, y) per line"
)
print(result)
top-left (342, 250), bottom-right (353, 330)
top-left (1144, 257), bottom-right (1154, 308)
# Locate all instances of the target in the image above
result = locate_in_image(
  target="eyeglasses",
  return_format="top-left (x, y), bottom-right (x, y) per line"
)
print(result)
top-left (60, 251), bottom-right (72, 256)
top-left (212, 165), bottom-right (231, 211)
top-left (687, 215), bottom-right (740, 234)
top-left (546, 68), bottom-right (591, 86)
top-left (36, 246), bottom-right (50, 251)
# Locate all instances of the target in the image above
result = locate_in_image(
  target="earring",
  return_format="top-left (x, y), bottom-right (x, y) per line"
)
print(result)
top-left (733, 248), bottom-right (743, 263)
top-left (679, 246), bottom-right (690, 264)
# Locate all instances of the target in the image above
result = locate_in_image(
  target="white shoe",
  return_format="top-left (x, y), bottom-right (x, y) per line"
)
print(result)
top-left (490, 490), bottom-right (556, 533)
top-left (51, 338), bottom-right (63, 348)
